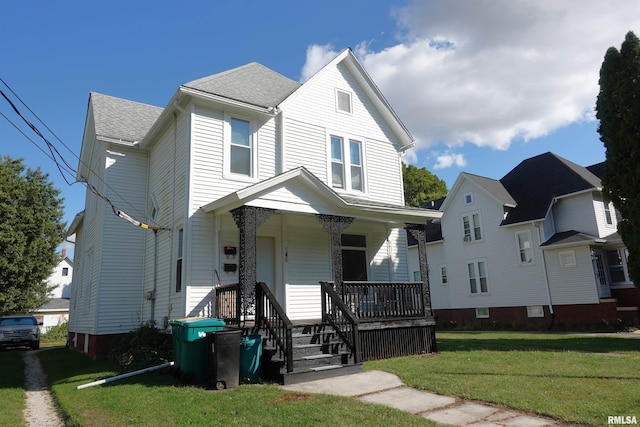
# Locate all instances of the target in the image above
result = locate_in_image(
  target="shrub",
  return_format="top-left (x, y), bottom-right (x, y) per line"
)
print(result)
top-left (42, 322), bottom-right (68, 341)
top-left (109, 322), bottom-right (173, 372)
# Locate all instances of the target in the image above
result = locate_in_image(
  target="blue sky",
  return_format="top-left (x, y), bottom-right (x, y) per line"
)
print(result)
top-left (2, 0), bottom-right (639, 257)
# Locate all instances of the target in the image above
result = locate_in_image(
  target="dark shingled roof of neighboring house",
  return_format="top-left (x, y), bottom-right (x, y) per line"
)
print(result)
top-left (499, 152), bottom-right (601, 225)
top-left (539, 230), bottom-right (605, 247)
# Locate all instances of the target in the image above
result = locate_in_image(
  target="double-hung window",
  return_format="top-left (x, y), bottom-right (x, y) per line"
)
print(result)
top-left (175, 228), bottom-right (184, 293)
top-left (225, 115), bottom-right (256, 179)
top-left (516, 231), bottom-right (533, 265)
top-left (462, 212), bottom-right (482, 242)
top-left (329, 134), bottom-right (364, 192)
top-left (467, 260), bottom-right (488, 294)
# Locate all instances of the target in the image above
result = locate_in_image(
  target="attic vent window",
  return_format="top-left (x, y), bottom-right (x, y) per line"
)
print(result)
top-left (336, 89), bottom-right (352, 114)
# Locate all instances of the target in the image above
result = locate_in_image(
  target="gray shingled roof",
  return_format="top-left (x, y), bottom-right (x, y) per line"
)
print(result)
top-left (465, 173), bottom-right (516, 206)
top-left (183, 62), bottom-right (301, 108)
top-left (91, 92), bottom-right (163, 142)
top-left (39, 298), bottom-right (70, 311)
top-left (500, 152), bottom-right (601, 225)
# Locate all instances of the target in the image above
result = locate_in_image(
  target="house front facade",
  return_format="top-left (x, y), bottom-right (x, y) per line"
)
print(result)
top-left (409, 153), bottom-right (639, 328)
top-left (67, 49), bottom-right (441, 358)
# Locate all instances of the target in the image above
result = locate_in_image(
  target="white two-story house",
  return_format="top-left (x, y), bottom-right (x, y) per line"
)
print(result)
top-left (67, 49), bottom-right (441, 359)
top-left (410, 152), bottom-right (639, 328)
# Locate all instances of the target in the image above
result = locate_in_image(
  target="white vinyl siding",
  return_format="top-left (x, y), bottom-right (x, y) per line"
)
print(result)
top-left (544, 247), bottom-right (600, 304)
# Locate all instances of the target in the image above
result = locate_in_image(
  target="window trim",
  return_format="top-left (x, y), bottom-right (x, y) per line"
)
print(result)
top-left (440, 265), bottom-right (448, 285)
top-left (462, 211), bottom-right (483, 243)
top-left (327, 132), bottom-right (367, 193)
top-left (224, 113), bottom-right (257, 181)
top-left (467, 259), bottom-right (489, 294)
top-left (464, 192), bottom-right (473, 205)
top-left (515, 230), bottom-right (534, 266)
top-left (175, 227), bottom-right (184, 293)
top-left (335, 88), bottom-right (353, 115)
top-left (559, 250), bottom-right (576, 268)
top-left (475, 307), bottom-right (489, 318)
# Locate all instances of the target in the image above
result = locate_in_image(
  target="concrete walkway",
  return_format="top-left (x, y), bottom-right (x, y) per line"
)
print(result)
top-left (282, 370), bottom-right (568, 426)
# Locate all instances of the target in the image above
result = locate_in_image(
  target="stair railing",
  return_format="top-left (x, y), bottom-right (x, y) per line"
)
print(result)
top-left (320, 281), bottom-right (361, 363)
top-left (255, 282), bottom-right (294, 373)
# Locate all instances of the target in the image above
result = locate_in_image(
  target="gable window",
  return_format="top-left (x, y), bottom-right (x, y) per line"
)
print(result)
top-left (336, 89), bottom-right (352, 114)
top-left (462, 212), bottom-right (482, 242)
top-left (467, 260), bottom-right (488, 294)
top-left (62, 267), bottom-right (69, 277)
top-left (440, 265), bottom-right (448, 284)
top-left (464, 193), bottom-right (473, 205)
top-left (175, 228), bottom-right (184, 293)
top-left (516, 231), bottom-right (533, 265)
top-left (329, 134), bottom-right (365, 192)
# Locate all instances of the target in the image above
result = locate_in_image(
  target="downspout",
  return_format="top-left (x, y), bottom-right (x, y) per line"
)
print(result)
top-left (534, 222), bottom-right (555, 328)
top-left (150, 230), bottom-right (158, 322)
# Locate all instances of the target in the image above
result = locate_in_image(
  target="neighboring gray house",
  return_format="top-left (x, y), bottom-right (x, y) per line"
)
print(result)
top-left (409, 152), bottom-right (639, 328)
top-left (68, 49), bottom-right (441, 359)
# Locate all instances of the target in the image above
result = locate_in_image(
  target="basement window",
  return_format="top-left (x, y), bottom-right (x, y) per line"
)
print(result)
top-left (475, 307), bottom-right (489, 318)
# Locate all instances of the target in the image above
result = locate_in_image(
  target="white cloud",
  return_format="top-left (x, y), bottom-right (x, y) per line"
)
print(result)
top-left (301, 0), bottom-right (640, 156)
top-left (433, 153), bottom-right (467, 170)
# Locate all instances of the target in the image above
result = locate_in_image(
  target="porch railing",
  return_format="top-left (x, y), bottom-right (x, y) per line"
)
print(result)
top-left (341, 281), bottom-right (426, 319)
top-left (215, 283), bottom-right (241, 326)
top-left (255, 282), bottom-right (294, 373)
top-left (320, 281), bottom-right (361, 363)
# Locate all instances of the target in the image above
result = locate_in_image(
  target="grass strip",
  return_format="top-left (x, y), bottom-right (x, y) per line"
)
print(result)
top-left (0, 350), bottom-right (26, 426)
top-left (367, 332), bottom-right (640, 426)
top-left (40, 348), bottom-right (435, 427)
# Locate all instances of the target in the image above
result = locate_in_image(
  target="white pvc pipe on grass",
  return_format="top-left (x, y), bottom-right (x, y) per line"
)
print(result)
top-left (77, 361), bottom-right (174, 390)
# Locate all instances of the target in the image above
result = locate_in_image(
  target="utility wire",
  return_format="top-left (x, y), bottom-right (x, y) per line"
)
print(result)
top-left (0, 80), bottom-right (165, 231)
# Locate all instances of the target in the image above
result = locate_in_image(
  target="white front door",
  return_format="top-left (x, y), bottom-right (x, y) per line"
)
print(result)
top-left (592, 249), bottom-right (612, 298)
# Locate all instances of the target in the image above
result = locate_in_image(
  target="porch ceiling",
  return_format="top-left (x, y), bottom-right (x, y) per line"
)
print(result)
top-left (201, 167), bottom-right (441, 226)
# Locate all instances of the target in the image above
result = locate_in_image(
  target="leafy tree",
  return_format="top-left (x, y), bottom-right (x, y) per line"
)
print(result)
top-left (0, 156), bottom-right (65, 314)
top-left (402, 163), bottom-right (448, 207)
top-left (596, 31), bottom-right (640, 287)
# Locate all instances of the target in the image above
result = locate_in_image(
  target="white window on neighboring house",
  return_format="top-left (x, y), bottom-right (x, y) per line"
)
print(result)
top-left (62, 267), bottom-right (69, 277)
top-left (225, 115), bottom-right (256, 179)
top-left (475, 307), bottom-right (489, 318)
top-left (335, 89), bottom-right (352, 114)
top-left (606, 249), bottom-right (629, 284)
top-left (464, 192), bottom-right (473, 205)
top-left (527, 306), bottom-right (544, 318)
top-left (604, 202), bottom-right (614, 225)
top-left (462, 212), bottom-right (482, 242)
top-left (175, 228), bottom-right (184, 293)
top-left (467, 260), bottom-right (489, 294)
top-left (516, 231), bottom-right (534, 265)
top-left (329, 134), bottom-right (365, 193)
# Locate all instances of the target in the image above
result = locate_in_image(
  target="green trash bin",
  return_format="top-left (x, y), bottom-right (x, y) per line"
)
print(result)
top-left (240, 334), bottom-right (262, 381)
top-left (169, 317), bottom-right (225, 384)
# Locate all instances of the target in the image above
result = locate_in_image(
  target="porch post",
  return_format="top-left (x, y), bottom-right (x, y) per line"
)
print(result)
top-left (316, 214), bottom-right (354, 296)
top-left (407, 223), bottom-right (433, 317)
top-left (231, 206), bottom-right (275, 321)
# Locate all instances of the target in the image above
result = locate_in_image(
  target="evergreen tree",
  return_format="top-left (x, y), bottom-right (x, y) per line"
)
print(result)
top-left (596, 31), bottom-right (640, 287)
top-left (0, 156), bottom-right (66, 314)
top-left (402, 163), bottom-right (448, 207)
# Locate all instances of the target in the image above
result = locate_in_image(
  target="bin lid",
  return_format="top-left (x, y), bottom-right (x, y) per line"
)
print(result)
top-left (169, 317), bottom-right (225, 327)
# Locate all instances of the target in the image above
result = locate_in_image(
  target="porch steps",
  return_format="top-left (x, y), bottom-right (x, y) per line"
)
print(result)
top-left (260, 322), bottom-right (362, 385)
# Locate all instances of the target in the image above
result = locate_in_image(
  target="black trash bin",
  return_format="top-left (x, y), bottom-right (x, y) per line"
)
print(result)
top-left (206, 327), bottom-right (242, 390)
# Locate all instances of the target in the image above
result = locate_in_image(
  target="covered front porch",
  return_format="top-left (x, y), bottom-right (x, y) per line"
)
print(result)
top-left (201, 168), bottom-right (441, 382)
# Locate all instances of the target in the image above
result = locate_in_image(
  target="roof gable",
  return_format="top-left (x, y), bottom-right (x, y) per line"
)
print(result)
top-left (500, 152), bottom-right (601, 225)
top-left (90, 92), bottom-right (163, 143)
top-left (182, 62), bottom-right (301, 108)
top-left (440, 172), bottom-right (515, 212)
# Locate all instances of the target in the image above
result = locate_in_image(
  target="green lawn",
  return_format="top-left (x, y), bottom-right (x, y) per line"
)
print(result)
top-left (0, 350), bottom-right (26, 427)
top-left (39, 349), bottom-right (433, 427)
top-left (367, 332), bottom-right (640, 426)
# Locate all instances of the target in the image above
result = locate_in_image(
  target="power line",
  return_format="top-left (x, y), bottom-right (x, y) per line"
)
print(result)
top-left (0, 80), bottom-right (165, 231)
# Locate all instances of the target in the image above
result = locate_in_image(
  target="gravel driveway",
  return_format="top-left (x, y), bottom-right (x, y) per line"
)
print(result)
top-left (22, 350), bottom-right (65, 427)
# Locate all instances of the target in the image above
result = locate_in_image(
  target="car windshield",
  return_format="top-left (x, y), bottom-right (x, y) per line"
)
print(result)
top-left (0, 317), bottom-right (36, 326)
